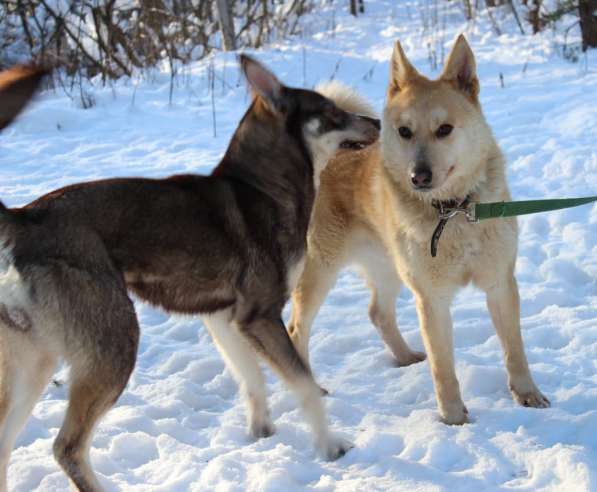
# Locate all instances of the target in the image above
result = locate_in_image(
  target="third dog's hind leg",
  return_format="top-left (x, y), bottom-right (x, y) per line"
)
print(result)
top-left (0, 334), bottom-right (56, 492)
top-left (240, 315), bottom-right (351, 460)
top-left (203, 311), bottom-right (274, 439)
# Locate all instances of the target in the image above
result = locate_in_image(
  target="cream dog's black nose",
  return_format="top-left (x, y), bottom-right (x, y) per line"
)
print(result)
top-left (411, 167), bottom-right (432, 188)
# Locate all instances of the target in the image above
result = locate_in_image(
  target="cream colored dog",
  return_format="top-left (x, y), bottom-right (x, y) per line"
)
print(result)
top-left (289, 35), bottom-right (549, 424)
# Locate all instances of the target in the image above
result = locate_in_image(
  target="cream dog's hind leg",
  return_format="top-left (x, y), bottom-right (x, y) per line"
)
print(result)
top-left (289, 255), bottom-right (342, 366)
top-left (357, 240), bottom-right (426, 366)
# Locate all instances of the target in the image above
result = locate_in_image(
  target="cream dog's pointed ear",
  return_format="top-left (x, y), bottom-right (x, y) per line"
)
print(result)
top-left (388, 41), bottom-right (421, 95)
top-left (441, 34), bottom-right (479, 101)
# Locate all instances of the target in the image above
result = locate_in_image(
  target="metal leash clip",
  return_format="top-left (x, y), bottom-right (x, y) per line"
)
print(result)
top-left (435, 199), bottom-right (478, 223)
top-left (430, 197), bottom-right (477, 257)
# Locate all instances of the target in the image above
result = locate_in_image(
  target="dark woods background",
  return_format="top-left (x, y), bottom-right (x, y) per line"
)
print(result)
top-left (0, 0), bottom-right (595, 82)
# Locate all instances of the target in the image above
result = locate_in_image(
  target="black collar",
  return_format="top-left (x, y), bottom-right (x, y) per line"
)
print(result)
top-left (430, 196), bottom-right (471, 257)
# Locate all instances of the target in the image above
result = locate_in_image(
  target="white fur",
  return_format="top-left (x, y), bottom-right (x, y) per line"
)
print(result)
top-left (315, 81), bottom-right (377, 118)
top-left (303, 81), bottom-right (378, 190)
top-left (430, 107), bottom-right (448, 127)
top-left (202, 310), bottom-right (272, 437)
top-left (287, 255), bottom-right (306, 296)
top-left (303, 118), bottom-right (348, 189)
top-left (0, 245), bottom-right (27, 310)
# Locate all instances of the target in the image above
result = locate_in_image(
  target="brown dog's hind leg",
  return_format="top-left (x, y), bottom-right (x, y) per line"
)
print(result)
top-left (239, 315), bottom-right (351, 461)
top-left (0, 334), bottom-right (56, 492)
top-left (53, 284), bottom-right (139, 492)
top-left (54, 345), bottom-right (138, 492)
top-left (53, 376), bottom-right (124, 492)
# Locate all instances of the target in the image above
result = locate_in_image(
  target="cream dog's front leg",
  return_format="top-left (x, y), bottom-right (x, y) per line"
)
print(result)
top-left (415, 292), bottom-right (469, 424)
top-left (485, 273), bottom-right (550, 408)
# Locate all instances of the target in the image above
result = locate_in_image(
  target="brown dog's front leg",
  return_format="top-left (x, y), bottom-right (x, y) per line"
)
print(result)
top-left (239, 315), bottom-right (352, 460)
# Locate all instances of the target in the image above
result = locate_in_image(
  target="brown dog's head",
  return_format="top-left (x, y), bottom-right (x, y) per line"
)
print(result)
top-left (0, 65), bottom-right (47, 131)
top-left (382, 35), bottom-right (495, 200)
top-left (239, 55), bottom-right (380, 184)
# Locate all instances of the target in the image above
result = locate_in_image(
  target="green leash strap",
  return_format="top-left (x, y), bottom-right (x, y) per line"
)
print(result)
top-left (431, 195), bottom-right (597, 257)
top-left (473, 196), bottom-right (597, 221)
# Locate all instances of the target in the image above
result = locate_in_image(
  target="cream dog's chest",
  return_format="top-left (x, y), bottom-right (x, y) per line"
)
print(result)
top-left (393, 218), bottom-right (516, 289)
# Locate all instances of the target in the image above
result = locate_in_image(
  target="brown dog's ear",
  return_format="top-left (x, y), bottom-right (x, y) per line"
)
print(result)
top-left (388, 41), bottom-right (421, 96)
top-left (0, 65), bottom-right (47, 131)
top-left (239, 54), bottom-right (286, 113)
top-left (440, 34), bottom-right (479, 101)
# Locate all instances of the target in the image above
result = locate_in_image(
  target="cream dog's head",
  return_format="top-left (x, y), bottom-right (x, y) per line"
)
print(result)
top-left (382, 35), bottom-right (495, 201)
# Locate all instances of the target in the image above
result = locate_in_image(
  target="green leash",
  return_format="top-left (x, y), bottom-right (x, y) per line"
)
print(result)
top-left (430, 195), bottom-right (597, 257)
top-left (472, 196), bottom-right (597, 221)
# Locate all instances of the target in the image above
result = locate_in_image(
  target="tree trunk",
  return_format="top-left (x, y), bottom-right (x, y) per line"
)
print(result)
top-left (527, 0), bottom-right (543, 33)
top-left (463, 0), bottom-right (473, 19)
top-left (216, 0), bottom-right (235, 51)
top-left (350, 0), bottom-right (357, 16)
top-left (579, 0), bottom-right (597, 51)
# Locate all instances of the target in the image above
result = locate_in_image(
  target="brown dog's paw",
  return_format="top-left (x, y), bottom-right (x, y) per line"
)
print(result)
top-left (394, 350), bottom-right (426, 367)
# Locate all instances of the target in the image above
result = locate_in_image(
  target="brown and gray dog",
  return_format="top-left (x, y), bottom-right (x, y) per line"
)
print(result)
top-left (290, 36), bottom-right (549, 425)
top-left (0, 57), bottom-right (379, 491)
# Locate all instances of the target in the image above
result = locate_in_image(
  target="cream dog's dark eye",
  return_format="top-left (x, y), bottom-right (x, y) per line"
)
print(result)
top-left (436, 124), bottom-right (453, 138)
top-left (398, 126), bottom-right (413, 139)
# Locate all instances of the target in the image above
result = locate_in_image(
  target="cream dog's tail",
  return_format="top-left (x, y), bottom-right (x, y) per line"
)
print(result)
top-left (315, 80), bottom-right (377, 119)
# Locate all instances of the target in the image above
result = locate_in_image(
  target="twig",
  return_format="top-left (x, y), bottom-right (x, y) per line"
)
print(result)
top-left (302, 47), bottom-right (307, 86)
top-left (329, 58), bottom-right (342, 81)
top-left (486, 3), bottom-right (502, 35)
top-left (210, 57), bottom-right (217, 138)
top-left (508, 0), bottom-right (526, 35)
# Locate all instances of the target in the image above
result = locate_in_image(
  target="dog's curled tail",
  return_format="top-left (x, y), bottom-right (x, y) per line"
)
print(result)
top-left (315, 80), bottom-right (377, 119)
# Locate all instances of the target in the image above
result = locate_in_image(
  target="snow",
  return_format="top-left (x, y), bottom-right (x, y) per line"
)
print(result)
top-left (1, 1), bottom-right (596, 490)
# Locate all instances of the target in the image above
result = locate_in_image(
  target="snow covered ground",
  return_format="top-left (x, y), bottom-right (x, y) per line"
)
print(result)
top-left (1, 0), bottom-right (596, 490)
